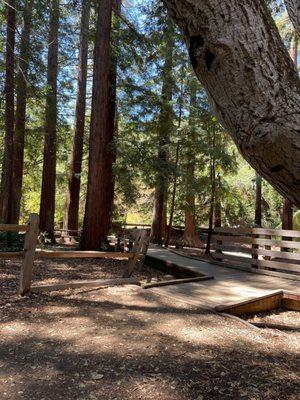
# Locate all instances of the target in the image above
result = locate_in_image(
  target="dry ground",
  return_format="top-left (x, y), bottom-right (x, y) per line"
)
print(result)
top-left (0, 259), bottom-right (299, 400)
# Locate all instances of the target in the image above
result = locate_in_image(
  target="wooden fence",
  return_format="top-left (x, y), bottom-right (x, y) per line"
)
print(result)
top-left (211, 227), bottom-right (300, 280)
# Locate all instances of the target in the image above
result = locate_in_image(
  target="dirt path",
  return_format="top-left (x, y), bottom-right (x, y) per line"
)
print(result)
top-left (1, 260), bottom-right (299, 400)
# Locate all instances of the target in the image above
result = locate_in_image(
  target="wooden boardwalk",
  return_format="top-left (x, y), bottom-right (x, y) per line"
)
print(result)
top-left (147, 247), bottom-right (300, 309)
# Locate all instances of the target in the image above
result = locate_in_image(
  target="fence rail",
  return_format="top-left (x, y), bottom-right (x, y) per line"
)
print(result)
top-left (211, 227), bottom-right (300, 279)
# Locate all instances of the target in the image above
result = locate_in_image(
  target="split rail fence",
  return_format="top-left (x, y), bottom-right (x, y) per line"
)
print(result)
top-left (0, 213), bottom-right (149, 295)
top-left (211, 227), bottom-right (300, 280)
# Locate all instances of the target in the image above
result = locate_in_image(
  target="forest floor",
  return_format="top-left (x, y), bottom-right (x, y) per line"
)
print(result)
top-left (0, 259), bottom-right (299, 400)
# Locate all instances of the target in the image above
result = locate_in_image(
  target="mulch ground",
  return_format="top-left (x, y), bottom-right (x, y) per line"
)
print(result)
top-left (243, 308), bottom-right (300, 329)
top-left (0, 258), bottom-right (299, 400)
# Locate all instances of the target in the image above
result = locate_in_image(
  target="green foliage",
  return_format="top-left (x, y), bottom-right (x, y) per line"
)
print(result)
top-left (0, 232), bottom-right (25, 252)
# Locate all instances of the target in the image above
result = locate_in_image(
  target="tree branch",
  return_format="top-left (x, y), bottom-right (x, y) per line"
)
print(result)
top-left (284, 0), bottom-right (300, 36)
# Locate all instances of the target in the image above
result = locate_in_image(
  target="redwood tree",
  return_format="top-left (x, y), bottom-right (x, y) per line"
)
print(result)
top-left (1, 0), bottom-right (16, 223)
top-left (163, 0), bottom-right (300, 207)
top-left (183, 79), bottom-right (202, 247)
top-left (63, 0), bottom-right (90, 234)
top-left (80, 0), bottom-right (114, 250)
top-left (150, 19), bottom-right (175, 244)
top-left (12, 0), bottom-right (32, 223)
top-left (39, 0), bottom-right (59, 241)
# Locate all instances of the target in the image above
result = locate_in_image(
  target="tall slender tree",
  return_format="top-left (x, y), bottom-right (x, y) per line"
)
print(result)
top-left (183, 79), bottom-right (201, 247)
top-left (255, 174), bottom-right (262, 227)
top-left (1, 0), bottom-right (16, 223)
top-left (150, 18), bottom-right (175, 244)
top-left (63, 0), bottom-right (90, 235)
top-left (39, 0), bottom-right (59, 241)
top-left (12, 0), bottom-right (32, 223)
top-left (80, 0), bottom-right (114, 250)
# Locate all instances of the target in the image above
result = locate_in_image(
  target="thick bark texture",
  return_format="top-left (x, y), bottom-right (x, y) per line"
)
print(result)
top-left (1, 0), bottom-right (16, 223)
top-left (39, 0), bottom-right (59, 241)
top-left (284, 0), bottom-right (300, 37)
top-left (151, 20), bottom-right (175, 244)
top-left (281, 29), bottom-right (298, 229)
top-left (163, 0), bottom-right (300, 206)
top-left (255, 174), bottom-right (262, 227)
top-left (12, 0), bottom-right (32, 223)
top-left (63, 0), bottom-right (90, 234)
top-left (80, 0), bottom-right (113, 250)
top-left (183, 80), bottom-right (201, 247)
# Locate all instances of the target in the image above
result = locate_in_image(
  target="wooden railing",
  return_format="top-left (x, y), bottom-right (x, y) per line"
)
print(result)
top-left (211, 227), bottom-right (300, 280)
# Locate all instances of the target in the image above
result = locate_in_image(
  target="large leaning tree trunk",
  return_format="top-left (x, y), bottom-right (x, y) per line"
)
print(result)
top-left (12, 0), bottom-right (32, 223)
top-left (1, 0), bottom-right (16, 223)
top-left (284, 0), bottom-right (300, 36)
top-left (80, 0), bottom-right (114, 250)
top-left (39, 0), bottom-right (59, 242)
top-left (150, 19), bottom-right (175, 244)
top-left (282, 27), bottom-right (298, 229)
top-left (63, 0), bottom-right (90, 236)
top-left (163, 0), bottom-right (300, 207)
top-left (183, 79), bottom-right (202, 247)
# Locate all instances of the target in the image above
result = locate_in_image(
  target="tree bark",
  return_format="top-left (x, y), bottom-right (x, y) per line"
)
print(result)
top-left (80, 0), bottom-right (114, 250)
top-left (165, 141), bottom-right (180, 248)
top-left (1, 0), bottom-right (16, 224)
top-left (163, 0), bottom-right (300, 207)
top-left (214, 174), bottom-right (221, 228)
top-left (281, 28), bottom-right (298, 229)
top-left (63, 0), bottom-right (90, 235)
top-left (12, 0), bottom-right (32, 223)
top-left (284, 0), bottom-right (300, 37)
top-left (151, 19), bottom-right (175, 244)
top-left (39, 0), bottom-right (59, 242)
top-left (205, 130), bottom-right (216, 254)
top-left (255, 174), bottom-right (262, 227)
top-left (183, 79), bottom-right (202, 247)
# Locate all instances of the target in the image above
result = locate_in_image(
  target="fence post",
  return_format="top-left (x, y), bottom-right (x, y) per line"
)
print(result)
top-left (251, 227), bottom-right (259, 269)
top-left (19, 213), bottom-right (39, 295)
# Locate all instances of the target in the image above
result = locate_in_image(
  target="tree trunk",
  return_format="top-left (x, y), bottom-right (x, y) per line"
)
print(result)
top-left (151, 19), bottom-right (175, 244)
top-left (255, 174), bottom-right (262, 227)
top-left (39, 0), bottom-right (59, 242)
top-left (205, 130), bottom-right (216, 255)
top-left (284, 0), bottom-right (300, 36)
top-left (183, 79), bottom-right (202, 247)
top-left (214, 174), bottom-right (221, 228)
top-left (12, 0), bottom-right (32, 223)
top-left (63, 0), bottom-right (90, 235)
top-left (165, 141), bottom-right (180, 248)
top-left (80, 0), bottom-right (113, 250)
top-left (107, 0), bottom-right (122, 223)
top-left (163, 0), bottom-right (300, 207)
top-left (281, 28), bottom-right (298, 230)
top-left (1, 0), bottom-right (16, 224)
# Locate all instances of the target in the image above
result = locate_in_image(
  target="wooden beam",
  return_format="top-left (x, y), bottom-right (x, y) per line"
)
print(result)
top-left (31, 277), bottom-right (140, 292)
top-left (142, 275), bottom-right (214, 289)
top-left (252, 238), bottom-right (300, 249)
top-left (19, 214), bottom-right (40, 296)
top-left (36, 250), bottom-right (133, 259)
top-left (252, 228), bottom-right (300, 238)
top-left (0, 251), bottom-right (24, 258)
top-left (252, 248), bottom-right (300, 260)
top-left (252, 259), bottom-right (300, 273)
top-left (0, 224), bottom-right (29, 232)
